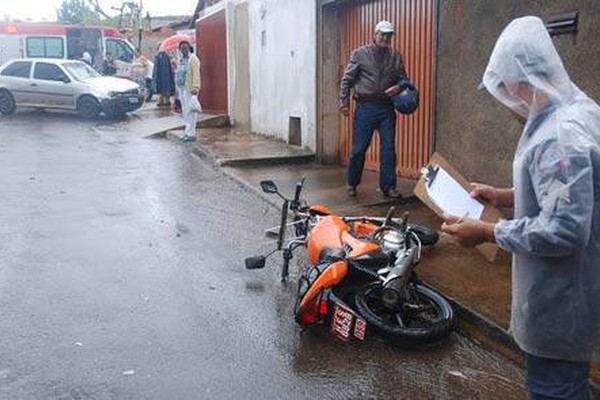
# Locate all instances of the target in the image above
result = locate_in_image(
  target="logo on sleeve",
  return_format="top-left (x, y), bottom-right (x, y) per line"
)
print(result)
top-left (537, 143), bottom-right (568, 174)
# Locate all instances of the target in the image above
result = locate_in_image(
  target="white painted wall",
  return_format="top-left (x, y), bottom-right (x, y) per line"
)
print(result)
top-left (248, 0), bottom-right (317, 149)
top-left (198, 0), bottom-right (317, 149)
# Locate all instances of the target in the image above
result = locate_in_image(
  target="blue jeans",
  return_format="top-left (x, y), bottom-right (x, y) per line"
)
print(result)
top-left (347, 104), bottom-right (397, 191)
top-left (526, 353), bottom-right (592, 399)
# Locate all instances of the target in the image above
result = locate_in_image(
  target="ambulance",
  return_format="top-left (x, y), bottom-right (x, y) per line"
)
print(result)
top-left (0, 22), bottom-right (151, 82)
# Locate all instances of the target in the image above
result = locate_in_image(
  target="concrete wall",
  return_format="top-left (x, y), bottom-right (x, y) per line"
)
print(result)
top-left (248, 0), bottom-right (317, 149)
top-left (436, 0), bottom-right (600, 187)
top-left (318, 3), bottom-right (343, 164)
top-left (230, 2), bottom-right (251, 130)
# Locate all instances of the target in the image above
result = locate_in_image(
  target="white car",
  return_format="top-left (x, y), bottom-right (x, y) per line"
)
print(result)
top-left (0, 58), bottom-right (143, 119)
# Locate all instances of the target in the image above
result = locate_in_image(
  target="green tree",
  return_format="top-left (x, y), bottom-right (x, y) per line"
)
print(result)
top-left (57, 0), bottom-right (109, 24)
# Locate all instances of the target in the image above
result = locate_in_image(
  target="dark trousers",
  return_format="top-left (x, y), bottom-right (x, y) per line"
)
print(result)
top-left (526, 353), bottom-right (592, 399)
top-left (347, 103), bottom-right (397, 191)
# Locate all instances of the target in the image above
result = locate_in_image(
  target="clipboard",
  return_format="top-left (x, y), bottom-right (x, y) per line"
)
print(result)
top-left (413, 152), bottom-right (503, 262)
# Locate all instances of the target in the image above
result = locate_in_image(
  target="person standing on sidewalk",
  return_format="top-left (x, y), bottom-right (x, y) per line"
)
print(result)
top-left (440, 16), bottom-right (600, 399)
top-left (339, 20), bottom-right (408, 198)
top-left (175, 41), bottom-right (201, 142)
top-left (152, 46), bottom-right (175, 108)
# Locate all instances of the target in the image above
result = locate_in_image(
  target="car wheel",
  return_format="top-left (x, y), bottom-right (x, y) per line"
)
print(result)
top-left (0, 90), bottom-right (16, 115)
top-left (77, 96), bottom-right (101, 120)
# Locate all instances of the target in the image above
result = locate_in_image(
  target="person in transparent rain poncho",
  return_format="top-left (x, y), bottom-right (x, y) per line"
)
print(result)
top-left (441, 16), bottom-right (600, 399)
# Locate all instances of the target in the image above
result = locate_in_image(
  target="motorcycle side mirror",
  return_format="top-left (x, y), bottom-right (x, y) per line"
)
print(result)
top-left (245, 256), bottom-right (266, 270)
top-left (260, 180), bottom-right (279, 194)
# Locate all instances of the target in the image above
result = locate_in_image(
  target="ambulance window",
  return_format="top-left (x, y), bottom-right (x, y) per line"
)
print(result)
top-left (26, 37), bottom-right (64, 58)
top-left (106, 39), bottom-right (133, 62)
top-left (1, 61), bottom-right (32, 78)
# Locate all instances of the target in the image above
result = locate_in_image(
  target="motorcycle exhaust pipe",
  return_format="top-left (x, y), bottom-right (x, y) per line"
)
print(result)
top-left (381, 247), bottom-right (417, 308)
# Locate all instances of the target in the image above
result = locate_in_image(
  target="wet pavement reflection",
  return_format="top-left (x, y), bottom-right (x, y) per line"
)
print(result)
top-left (0, 110), bottom-right (527, 399)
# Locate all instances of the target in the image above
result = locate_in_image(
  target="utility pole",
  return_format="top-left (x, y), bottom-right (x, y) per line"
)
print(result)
top-left (137, 0), bottom-right (143, 49)
top-left (112, 1), bottom-right (143, 49)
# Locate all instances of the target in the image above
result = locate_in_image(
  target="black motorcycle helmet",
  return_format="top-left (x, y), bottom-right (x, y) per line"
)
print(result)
top-left (392, 83), bottom-right (419, 115)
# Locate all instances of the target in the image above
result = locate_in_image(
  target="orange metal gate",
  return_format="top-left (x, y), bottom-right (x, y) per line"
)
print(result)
top-left (339, 0), bottom-right (437, 179)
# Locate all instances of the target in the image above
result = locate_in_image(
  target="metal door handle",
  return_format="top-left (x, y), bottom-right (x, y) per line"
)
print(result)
top-left (30, 83), bottom-right (37, 87)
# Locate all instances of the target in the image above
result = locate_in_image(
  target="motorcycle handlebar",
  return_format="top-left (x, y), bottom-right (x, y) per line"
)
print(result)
top-left (291, 177), bottom-right (305, 210)
top-left (281, 248), bottom-right (292, 282)
top-left (277, 200), bottom-right (289, 251)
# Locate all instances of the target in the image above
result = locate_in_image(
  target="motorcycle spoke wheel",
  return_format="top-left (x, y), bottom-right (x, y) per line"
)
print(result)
top-left (362, 286), bottom-right (434, 329)
top-left (355, 282), bottom-right (454, 347)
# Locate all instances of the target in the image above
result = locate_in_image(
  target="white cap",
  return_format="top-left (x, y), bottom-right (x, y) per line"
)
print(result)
top-left (375, 20), bottom-right (395, 34)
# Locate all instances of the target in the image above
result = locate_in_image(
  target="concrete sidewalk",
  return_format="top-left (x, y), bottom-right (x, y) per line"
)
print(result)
top-left (164, 124), bottom-right (520, 359)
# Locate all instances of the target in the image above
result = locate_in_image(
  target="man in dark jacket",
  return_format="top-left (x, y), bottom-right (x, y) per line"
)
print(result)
top-left (339, 20), bottom-right (408, 198)
top-left (152, 49), bottom-right (175, 107)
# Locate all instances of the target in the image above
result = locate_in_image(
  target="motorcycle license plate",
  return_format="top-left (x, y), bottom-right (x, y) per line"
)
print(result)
top-left (331, 303), bottom-right (366, 342)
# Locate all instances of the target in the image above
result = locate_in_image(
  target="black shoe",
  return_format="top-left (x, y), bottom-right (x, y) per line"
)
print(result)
top-left (181, 136), bottom-right (196, 142)
top-left (347, 186), bottom-right (357, 197)
top-left (382, 188), bottom-right (402, 198)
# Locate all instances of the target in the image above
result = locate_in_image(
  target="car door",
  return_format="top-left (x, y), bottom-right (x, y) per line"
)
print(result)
top-left (0, 60), bottom-right (33, 105)
top-left (30, 62), bottom-right (75, 108)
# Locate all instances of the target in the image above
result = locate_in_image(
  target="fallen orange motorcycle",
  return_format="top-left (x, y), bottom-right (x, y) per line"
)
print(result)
top-left (246, 178), bottom-right (454, 347)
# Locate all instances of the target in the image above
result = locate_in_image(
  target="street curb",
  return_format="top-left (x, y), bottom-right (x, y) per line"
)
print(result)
top-left (218, 154), bottom-right (316, 168)
top-left (192, 144), bottom-right (316, 168)
top-left (178, 128), bottom-right (315, 168)
top-left (142, 114), bottom-right (230, 139)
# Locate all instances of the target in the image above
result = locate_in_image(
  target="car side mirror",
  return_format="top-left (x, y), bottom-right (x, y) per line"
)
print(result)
top-left (260, 180), bottom-right (279, 194)
top-left (60, 76), bottom-right (70, 83)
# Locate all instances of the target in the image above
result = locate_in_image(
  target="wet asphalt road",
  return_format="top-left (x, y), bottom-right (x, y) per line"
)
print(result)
top-left (0, 110), bottom-right (527, 399)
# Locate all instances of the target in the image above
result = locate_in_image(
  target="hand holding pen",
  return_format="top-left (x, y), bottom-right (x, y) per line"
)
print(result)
top-left (440, 212), bottom-right (496, 247)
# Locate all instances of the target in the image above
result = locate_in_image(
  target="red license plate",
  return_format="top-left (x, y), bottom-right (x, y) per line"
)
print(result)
top-left (331, 303), bottom-right (366, 342)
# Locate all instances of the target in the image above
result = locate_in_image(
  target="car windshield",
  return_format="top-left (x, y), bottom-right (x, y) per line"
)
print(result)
top-left (63, 62), bottom-right (101, 81)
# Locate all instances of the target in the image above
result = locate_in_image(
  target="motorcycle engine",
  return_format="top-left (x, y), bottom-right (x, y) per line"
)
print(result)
top-left (381, 230), bottom-right (406, 253)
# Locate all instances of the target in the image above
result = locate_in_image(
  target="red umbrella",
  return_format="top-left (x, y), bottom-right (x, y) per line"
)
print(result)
top-left (159, 34), bottom-right (195, 53)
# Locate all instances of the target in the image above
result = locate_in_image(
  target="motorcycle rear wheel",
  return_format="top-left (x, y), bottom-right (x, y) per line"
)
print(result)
top-left (354, 282), bottom-right (453, 347)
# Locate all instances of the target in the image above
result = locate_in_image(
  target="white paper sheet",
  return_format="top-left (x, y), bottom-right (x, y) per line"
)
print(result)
top-left (425, 167), bottom-right (484, 220)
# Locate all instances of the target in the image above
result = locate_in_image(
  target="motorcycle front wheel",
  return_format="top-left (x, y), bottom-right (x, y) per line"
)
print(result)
top-left (354, 282), bottom-right (454, 347)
